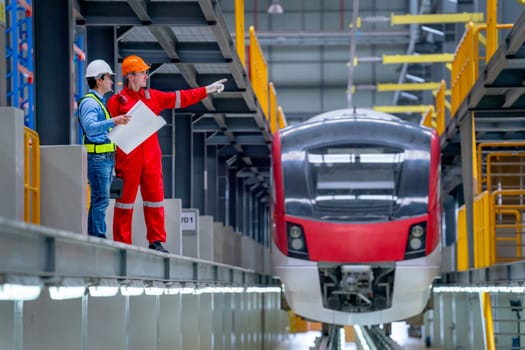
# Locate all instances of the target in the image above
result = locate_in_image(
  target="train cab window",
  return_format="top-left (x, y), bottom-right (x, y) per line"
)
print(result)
top-left (282, 143), bottom-right (429, 222)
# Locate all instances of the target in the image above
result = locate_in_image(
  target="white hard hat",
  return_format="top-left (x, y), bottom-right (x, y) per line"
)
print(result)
top-left (85, 59), bottom-right (115, 78)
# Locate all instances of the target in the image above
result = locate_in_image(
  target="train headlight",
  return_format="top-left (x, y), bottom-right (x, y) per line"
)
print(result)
top-left (411, 225), bottom-right (424, 238)
top-left (409, 237), bottom-right (423, 250)
top-left (290, 238), bottom-right (304, 250)
top-left (286, 223), bottom-right (309, 259)
top-left (289, 225), bottom-right (303, 238)
top-left (404, 222), bottom-right (427, 259)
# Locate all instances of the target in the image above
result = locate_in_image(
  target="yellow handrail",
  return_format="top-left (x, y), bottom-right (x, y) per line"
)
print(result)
top-left (435, 80), bottom-right (446, 136)
top-left (485, 152), bottom-right (525, 193)
top-left (493, 209), bottom-right (522, 262)
top-left (457, 205), bottom-right (469, 271)
top-left (481, 292), bottom-right (496, 350)
top-left (23, 126), bottom-right (40, 224)
top-left (421, 105), bottom-right (435, 129)
top-left (269, 82), bottom-right (277, 133)
top-left (249, 26), bottom-right (269, 119)
top-left (450, 22), bottom-right (513, 116)
top-left (235, 0), bottom-right (246, 68)
top-left (476, 141), bottom-right (525, 193)
top-left (277, 106), bottom-right (287, 130)
top-left (473, 191), bottom-right (492, 268)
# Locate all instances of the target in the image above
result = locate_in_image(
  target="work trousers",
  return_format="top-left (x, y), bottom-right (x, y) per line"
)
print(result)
top-left (112, 137), bottom-right (165, 244)
top-left (87, 152), bottom-right (114, 238)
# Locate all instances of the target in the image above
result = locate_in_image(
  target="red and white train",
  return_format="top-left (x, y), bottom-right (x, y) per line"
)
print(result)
top-left (271, 108), bottom-right (441, 325)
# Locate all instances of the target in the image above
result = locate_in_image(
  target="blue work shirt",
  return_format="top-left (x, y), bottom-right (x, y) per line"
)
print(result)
top-left (78, 90), bottom-right (115, 144)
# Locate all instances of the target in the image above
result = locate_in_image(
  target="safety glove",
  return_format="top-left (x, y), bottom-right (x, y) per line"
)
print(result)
top-left (206, 78), bottom-right (227, 95)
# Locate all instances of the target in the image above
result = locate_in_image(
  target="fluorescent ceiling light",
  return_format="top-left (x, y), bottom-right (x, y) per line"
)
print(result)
top-left (267, 0), bottom-right (283, 14)
top-left (49, 286), bottom-right (86, 300)
top-left (406, 74), bottom-right (425, 83)
top-left (164, 282), bottom-right (181, 295)
top-left (245, 286), bottom-right (281, 293)
top-left (421, 26), bottom-right (445, 37)
top-left (120, 286), bottom-right (144, 296)
top-left (179, 282), bottom-right (195, 295)
top-left (434, 285), bottom-right (525, 293)
top-left (0, 284), bottom-right (42, 301)
top-left (88, 286), bottom-right (119, 297)
top-left (145, 287), bottom-right (164, 296)
top-left (400, 91), bottom-right (419, 101)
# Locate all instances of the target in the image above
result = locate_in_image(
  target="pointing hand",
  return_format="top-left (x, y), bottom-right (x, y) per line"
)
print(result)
top-left (206, 78), bottom-right (227, 95)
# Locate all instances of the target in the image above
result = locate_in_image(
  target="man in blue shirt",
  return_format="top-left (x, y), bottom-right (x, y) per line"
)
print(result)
top-left (78, 59), bottom-right (130, 238)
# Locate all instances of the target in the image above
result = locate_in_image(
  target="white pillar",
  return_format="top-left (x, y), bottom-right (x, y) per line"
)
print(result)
top-left (0, 107), bottom-right (24, 221)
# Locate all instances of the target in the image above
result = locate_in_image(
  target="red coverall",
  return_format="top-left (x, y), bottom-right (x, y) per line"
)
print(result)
top-left (107, 86), bottom-right (207, 244)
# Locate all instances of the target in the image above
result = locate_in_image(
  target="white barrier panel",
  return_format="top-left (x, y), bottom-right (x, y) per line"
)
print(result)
top-left (182, 208), bottom-right (199, 258)
top-left (165, 198), bottom-right (182, 255)
top-left (254, 243), bottom-right (264, 274)
top-left (213, 222), bottom-right (225, 264)
top-left (262, 246), bottom-right (272, 275)
top-left (41, 145), bottom-right (87, 235)
top-left (232, 231), bottom-right (242, 267)
top-left (106, 193), bottom-right (182, 254)
top-left (0, 107), bottom-right (24, 221)
top-left (198, 215), bottom-right (214, 261)
top-left (223, 226), bottom-right (235, 265)
top-left (241, 236), bottom-right (256, 270)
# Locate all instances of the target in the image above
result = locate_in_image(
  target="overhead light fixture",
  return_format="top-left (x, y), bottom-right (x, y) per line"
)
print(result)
top-left (49, 286), bottom-right (86, 300)
top-left (145, 281), bottom-right (165, 296)
top-left (421, 26), bottom-right (445, 37)
top-left (88, 279), bottom-right (120, 297)
top-left (120, 286), bottom-right (144, 296)
top-left (245, 286), bottom-right (282, 293)
top-left (0, 284), bottom-right (42, 301)
top-left (89, 286), bottom-right (119, 297)
top-left (433, 285), bottom-right (525, 293)
top-left (400, 91), bottom-right (419, 101)
top-left (406, 74), bottom-right (425, 83)
top-left (267, 0), bottom-right (284, 15)
top-left (179, 282), bottom-right (195, 295)
top-left (164, 282), bottom-right (181, 295)
top-left (120, 280), bottom-right (145, 296)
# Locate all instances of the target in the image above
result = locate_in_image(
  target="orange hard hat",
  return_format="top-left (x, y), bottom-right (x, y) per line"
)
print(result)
top-left (121, 55), bottom-right (150, 77)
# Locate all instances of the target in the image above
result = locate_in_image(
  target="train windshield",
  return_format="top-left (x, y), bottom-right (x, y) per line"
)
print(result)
top-left (283, 143), bottom-right (429, 222)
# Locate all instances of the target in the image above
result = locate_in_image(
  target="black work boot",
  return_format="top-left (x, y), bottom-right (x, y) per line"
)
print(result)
top-left (148, 241), bottom-right (169, 253)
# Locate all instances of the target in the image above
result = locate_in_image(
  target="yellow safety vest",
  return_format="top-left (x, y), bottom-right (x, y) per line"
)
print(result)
top-left (79, 93), bottom-right (116, 153)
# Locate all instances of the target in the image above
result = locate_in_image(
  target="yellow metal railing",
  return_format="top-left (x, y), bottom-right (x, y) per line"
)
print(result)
top-left (451, 22), bottom-right (477, 116)
top-left (451, 22), bottom-right (513, 116)
top-left (457, 205), bottom-right (469, 271)
top-left (277, 106), bottom-right (287, 130)
top-left (249, 26), bottom-right (269, 119)
top-left (435, 80), bottom-right (446, 136)
top-left (473, 191), bottom-right (492, 268)
top-left (23, 126), bottom-right (40, 224)
top-left (269, 82), bottom-right (277, 133)
top-left (485, 152), bottom-right (525, 193)
top-left (493, 208), bottom-right (522, 263)
top-left (476, 141), bottom-right (525, 194)
top-left (421, 105), bottom-right (435, 129)
top-left (481, 292), bottom-right (496, 350)
top-left (459, 189), bottom-right (525, 268)
top-left (235, 0), bottom-right (246, 68)
top-left (490, 189), bottom-right (525, 263)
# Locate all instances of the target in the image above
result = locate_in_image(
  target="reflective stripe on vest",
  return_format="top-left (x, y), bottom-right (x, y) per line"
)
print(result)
top-left (84, 143), bottom-right (116, 153)
top-left (79, 93), bottom-right (116, 153)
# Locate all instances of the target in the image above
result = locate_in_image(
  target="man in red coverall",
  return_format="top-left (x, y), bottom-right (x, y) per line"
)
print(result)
top-left (107, 55), bottom-right (226, 253)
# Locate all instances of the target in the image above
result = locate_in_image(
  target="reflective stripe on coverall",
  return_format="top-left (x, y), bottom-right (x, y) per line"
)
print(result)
top-left (107, 86), bottom-right (207, 244)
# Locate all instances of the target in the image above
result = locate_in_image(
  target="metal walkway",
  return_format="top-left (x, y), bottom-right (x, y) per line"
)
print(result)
top-left (440, 8), bottom-right (525, 286)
